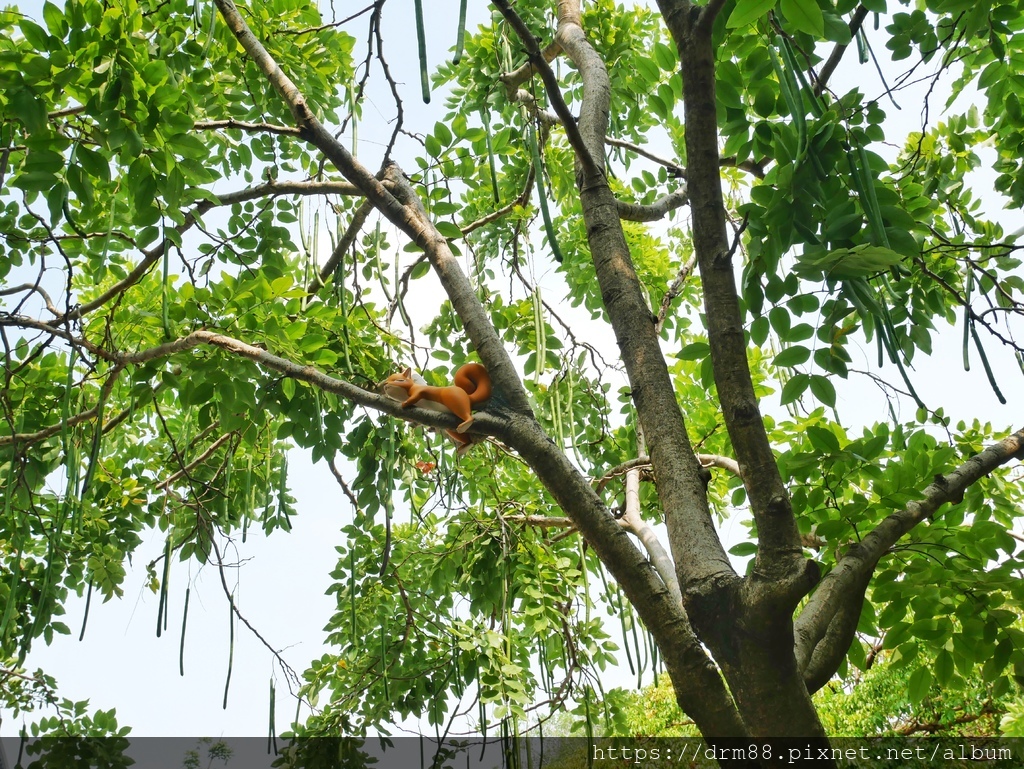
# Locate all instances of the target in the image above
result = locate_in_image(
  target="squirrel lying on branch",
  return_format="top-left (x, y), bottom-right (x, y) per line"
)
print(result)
top-left (379, 363), bottom-right (491, 452)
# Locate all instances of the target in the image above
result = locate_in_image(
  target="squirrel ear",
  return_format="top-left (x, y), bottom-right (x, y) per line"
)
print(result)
top-left (402, 367), bottom-right (412, 377)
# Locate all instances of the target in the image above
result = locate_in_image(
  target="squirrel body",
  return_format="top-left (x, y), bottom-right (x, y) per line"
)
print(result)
top-left (380, 363), bottom-right (491, 450)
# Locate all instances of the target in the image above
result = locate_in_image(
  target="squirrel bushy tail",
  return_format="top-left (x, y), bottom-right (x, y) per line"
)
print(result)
top-left (452, 363), bottom-right (491, 406)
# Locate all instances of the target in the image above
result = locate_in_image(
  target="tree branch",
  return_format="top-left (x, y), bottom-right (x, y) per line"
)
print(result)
top-left (307, 197), bottom-right (375, 294)
top-left (67, 179), bottom-right (360, 321)
top-left (616, 189), bottom-right (689, 222)
top-left (194, 118), bottom-right (303, 136)
top-left (794, 427), bottom-right (1024, 689)
top-left (815, 6), bottom-right (870, 97)
top-left (502, 38), bottom-right (564, 92)
top-left (493, 0), bottom-right (601, 179)
top-left (619, 465), bottom-right (684, 608)
top-left (213, 0), bottom-right (534, 418)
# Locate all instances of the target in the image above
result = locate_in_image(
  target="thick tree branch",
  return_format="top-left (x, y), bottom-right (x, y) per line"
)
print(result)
top-left (0, 315), bottom-right (512, 444)
top-left (492, 0), bottom-right (751, 740)
top-left (661, 0), bottom-right (809, 603)
top-left (656, 0), bottom-right (829, 742)
top-left (207, 10), bottom-right (742, 735)
top-left (616, 189), bottom-right (689, 222)
top-left (619, 465), bottom-right (684, 608)
top-left (794, 427), bottom-right (1024, 689)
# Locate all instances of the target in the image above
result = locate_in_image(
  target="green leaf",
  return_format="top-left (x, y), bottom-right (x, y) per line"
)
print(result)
top-left (727, 0), bottom-right (778, 28)
top-left (18, 19), bottom-right (51, 51)
top-left (773, 346), bottom-right (810, 367)
top-left (907, 666), bottom-right (932, 704)
top-left (729, 542), bottom-right (757, 556)
top-left (821, 12), bottom-right (853, 44)
top-left (433, 121), bottom-right (453, 148)
top-left (679, 341), bottom-right (710, 360)
top-left (753, 83), bottom-right (777, 118)
top-left (435, 221), bottom-right (462, 240)
top-left (780, 373), bottom-right (810, 404)
top-left (934, 649), bottom-right (954, 686)
top-left (42, 2), bottom-right (66, 36)
top-left (806, 425), bottom-right (841, 453)
top-left (10, 89), bottom-right (48, 134)
top-left (653, 41), bottom-right (677, 71)
top-left (809, 375), bottom-right (836, 407)
top-left (780, 0), bottom-right (825, 37)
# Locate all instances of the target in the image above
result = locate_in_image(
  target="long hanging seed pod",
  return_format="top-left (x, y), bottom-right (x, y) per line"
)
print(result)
top-left (60, 347), bottom-right (78, 490)
top-left (200, 0), bottom-right (217, 58)
top-left (268, 678), bottom-right (277, 754)
top-left (483, 109), bottom-right (500, 205)
top-left (452, 636), bottom-right (464, 698)
top-left (161, 224), bottom-right (171, 338)
top-left (223, 594), bottom-right (235, 709)
top-left (578, 538), bottom-right (591, 626)
top-left (528, 125), bottom-right (564, 264)
top-left (853, 145), bottom-right (890, 248)
top-left (277, 454), bottom-right (291, 530)
top-left (77, 372), bottom-right (110, 508)
top-left (414, 0), bottom-right (430, 103)
top-left (779, 35), bottom-right (823, 119)
top-left (583, 687), bottom-right (594, 769)
top-left (532, 287), bottom-right (546, 379)
top-left (156, 538), bottom-right (171, 637)
top-left (0, 541), bottom-right (22, 645)
top-left (650, 630), bottom-right (660, 686)
top-left (242, 455), bottom-right (254, 543)
top-left (970, 321), bottom-right (1008, 403)
top-left (24, 537), bottom-right (57, 661)
top-left (78, 578), bottom-right (94, 641)
top-left (479, 695), bottom-right (488, 748)
top-left (179, 586), bottom-right (190, 676)
top-left (337, 224), bottom-right (353, 373)
top-left (380, 621), bottom-right (390, 700)
top-left (222, 453), bottom-right (233, 522)
top-left (379, 423), bottom-right (395, 577)
top-left (453, 0), bottom-right (468, 64)
top-left (564, 366), bottom-right (584, 464)
top-left (537, 635), bottom-right (552, 697)
top-left (962, 267), bottom-right (974, 371)
top-left (613, 585), bottom-right (636, 677)
top-left (350, 80), bottom-right (359, 156)
top-left (768, 41), bottom-right (805, 156)
top-left (551, 381), bottom-right (565, 450)
top-left (349, 547), bottom-right (357, 643)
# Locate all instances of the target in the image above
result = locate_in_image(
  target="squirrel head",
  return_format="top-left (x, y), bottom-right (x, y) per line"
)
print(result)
top-left (379, 367), bottom-right (422, 401)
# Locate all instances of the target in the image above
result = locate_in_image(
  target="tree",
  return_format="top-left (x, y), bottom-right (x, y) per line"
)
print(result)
top-left (1, 0), bottom-right (1023, 764)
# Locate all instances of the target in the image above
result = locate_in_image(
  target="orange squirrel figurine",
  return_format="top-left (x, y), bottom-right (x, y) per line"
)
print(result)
top-left (380, 363), bottom-right (492, 451)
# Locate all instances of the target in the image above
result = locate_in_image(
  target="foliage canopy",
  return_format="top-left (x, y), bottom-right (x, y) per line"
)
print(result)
top-left (1, 0), bottom-right (1023, 762)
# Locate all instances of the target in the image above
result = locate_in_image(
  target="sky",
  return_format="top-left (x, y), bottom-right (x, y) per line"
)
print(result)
top-left (1, 0), bottom-right (1022, 746)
